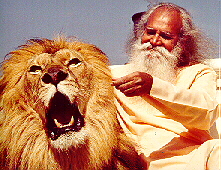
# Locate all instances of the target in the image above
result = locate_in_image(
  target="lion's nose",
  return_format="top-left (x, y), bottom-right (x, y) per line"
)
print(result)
top-left (42, 66), bottom-right (68, 85)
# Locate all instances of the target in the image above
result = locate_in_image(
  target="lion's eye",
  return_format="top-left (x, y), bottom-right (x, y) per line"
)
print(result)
top-left (29, 65), bottom-right (42, 74)
top-left (68, 58), bottom-right (82, 67)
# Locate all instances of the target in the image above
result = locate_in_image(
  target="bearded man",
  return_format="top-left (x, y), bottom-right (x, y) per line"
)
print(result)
top-left (111, 2), bottom-right (220, 170)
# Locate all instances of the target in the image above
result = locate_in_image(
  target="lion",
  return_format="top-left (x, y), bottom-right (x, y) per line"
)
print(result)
top-left (0, 37), bottom-right (145, 170)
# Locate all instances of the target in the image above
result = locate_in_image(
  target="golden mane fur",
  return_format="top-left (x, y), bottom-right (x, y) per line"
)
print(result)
top-left (0, 37), bottom-right (144, 170)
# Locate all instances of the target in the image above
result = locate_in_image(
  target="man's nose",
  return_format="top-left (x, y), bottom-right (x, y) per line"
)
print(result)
top-left (150, 33), bottom-right (162, 47)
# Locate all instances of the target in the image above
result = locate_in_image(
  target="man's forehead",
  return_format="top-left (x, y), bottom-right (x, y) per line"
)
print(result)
top-left (147, 7), bottom-right (182, 34)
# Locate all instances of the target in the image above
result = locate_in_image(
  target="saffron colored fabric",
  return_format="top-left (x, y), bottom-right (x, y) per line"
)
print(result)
top-left (111, 64), bottom-right (220, 170)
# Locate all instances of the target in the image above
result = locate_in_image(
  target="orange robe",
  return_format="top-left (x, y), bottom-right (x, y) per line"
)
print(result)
top-left (111, 63), bottom-right (220, 170)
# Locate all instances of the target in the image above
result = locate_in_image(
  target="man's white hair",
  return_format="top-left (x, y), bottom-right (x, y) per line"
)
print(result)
top-left (127, 2), bottom-right (217, 67)
top-left (128, 39), bottom-right (179, 83)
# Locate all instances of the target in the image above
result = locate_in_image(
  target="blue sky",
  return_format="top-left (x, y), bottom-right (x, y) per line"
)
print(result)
top-left (0, 0), bottom-right (220, 65)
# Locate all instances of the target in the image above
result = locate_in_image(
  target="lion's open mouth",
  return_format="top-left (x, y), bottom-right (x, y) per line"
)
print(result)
top-left (46, 92), bottom-right (84, 140)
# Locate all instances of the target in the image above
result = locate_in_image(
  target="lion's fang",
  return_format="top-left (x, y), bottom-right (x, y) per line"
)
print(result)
top-left (54, 116), bottom-right (75, 128)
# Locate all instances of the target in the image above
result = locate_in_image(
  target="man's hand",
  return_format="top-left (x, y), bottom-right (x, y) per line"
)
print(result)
top-left (112, 71), bottom-right (153, 97)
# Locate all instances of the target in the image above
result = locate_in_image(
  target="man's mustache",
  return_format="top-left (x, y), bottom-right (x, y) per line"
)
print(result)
top-left (133, 42), bottom-right (172, 59)
top-left (133, 42), bottom-right (153, 50)
top-left (134, 42), bottom-right (167, 53)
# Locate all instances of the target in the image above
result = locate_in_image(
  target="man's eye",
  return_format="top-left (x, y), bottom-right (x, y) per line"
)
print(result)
top-left (160, 33), bottom-right (174, 40)
top-left (146, 29), bottom-right (156, 35)
top-left (29, 65), bottom-right (42, 73)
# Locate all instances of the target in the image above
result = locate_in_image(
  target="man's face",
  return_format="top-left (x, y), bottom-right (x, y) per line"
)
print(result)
top-left (141, 7), bottom-right (182, 52)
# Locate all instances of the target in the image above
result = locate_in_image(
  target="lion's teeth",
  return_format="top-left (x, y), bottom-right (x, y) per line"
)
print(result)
top-left (54, 116), bottom-right (75, 128)
top-left (69, 116), bottom-right (74, 125)
top-left (54, 119), bottom-right (62, 128)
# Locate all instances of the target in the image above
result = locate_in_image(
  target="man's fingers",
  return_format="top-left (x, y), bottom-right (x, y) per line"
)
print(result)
top-left (123, 85), bottom-right (142, 97)
top-left (112, 72), bottom-right (153, 96)
top-left (115, 80), bottom-right (134, 91)
top-left (112, 75), bottom-right (133, 86)
top-left (112, 72), bottom-right (142, 86)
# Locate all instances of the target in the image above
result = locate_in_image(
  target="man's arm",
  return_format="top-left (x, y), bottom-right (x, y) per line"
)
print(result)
top-left (112, 66), bottom-right (218, 130)
top-left (148, 67), bottom-right (218, 130)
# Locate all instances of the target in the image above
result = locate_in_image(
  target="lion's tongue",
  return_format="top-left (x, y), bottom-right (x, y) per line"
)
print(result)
top-left (46, 92), bottom-right (84, 140)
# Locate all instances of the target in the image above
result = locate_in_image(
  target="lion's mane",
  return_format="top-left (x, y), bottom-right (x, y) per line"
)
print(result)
top-left (0, 37), bottom-right (144, 170)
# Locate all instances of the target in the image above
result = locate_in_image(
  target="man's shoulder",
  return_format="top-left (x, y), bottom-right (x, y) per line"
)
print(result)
top-left (178, 63), bottom-right (216, 80)
top-left (181, 63), bottom-right (215, 73)
top-left (186, 63), bottom-right (213, 71)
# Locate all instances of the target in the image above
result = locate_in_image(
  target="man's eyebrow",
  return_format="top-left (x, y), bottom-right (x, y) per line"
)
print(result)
top-left (145, 27), bottom-right (177, 36)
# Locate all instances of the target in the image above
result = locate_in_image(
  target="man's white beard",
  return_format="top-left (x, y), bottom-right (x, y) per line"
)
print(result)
top-left (128, 39), bottom-right (179, 83)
